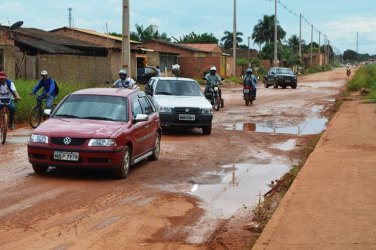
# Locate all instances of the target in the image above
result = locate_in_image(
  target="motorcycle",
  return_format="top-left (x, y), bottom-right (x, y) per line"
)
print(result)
top-left (346, 68), bottom-right (351, 77)
top-left (205, 85), bottom-right (223, 111)
top-left (243, 84), bottom-right (255, 106)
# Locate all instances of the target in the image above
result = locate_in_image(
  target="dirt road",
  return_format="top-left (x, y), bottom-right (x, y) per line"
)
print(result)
top-left (0, 68), bottom-right (347, 249)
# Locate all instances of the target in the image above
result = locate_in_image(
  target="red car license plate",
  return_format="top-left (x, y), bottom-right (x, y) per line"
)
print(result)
top-left (54, 151), bottom-right (79, 161)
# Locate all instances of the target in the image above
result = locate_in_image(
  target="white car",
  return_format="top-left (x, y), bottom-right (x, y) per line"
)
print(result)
top-left (145, 77), bottom-right (213, 135)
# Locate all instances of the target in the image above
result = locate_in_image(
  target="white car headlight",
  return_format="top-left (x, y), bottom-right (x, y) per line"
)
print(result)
top-left (88, 139), bottom-right (117, 147)
top-left (30, 134), bottom-right (49, 143)
top-left (158, 106), bottom-right (173, 113)
top-left (201, 108), bottom-right (213, 115)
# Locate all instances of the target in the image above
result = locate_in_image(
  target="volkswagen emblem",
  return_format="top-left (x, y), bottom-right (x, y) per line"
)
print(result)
top-left (185, 108), bottom-right (189, 113)
top-left (63, 137), bottom-right (72, 145)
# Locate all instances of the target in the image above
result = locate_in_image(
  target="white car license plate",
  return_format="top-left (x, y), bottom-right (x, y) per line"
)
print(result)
top-left (285, 80), bottom-right (291, 82)
top-left (243, 89), bottom-right (250, 94)
top-left (179, 114), bottom-right (195, 121)
top-left (54, 151), bottom-right (79, 161)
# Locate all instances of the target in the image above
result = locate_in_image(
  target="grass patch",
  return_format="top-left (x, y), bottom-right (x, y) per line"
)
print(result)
top-left (12, 79), bottom-right (98, 123)
top-left (347, 64), bottom-right (376, 102)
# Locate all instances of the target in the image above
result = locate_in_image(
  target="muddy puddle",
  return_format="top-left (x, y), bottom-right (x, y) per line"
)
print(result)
top-left (4, 135), bottom-right (30, 144)
top-left (155, 157), bottom-right (291, 243)
top-left (225, 105), bottom-right (328, 135)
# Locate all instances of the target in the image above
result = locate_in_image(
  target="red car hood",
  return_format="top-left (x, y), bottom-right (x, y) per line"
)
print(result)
top-left (34, 118), bottom-right (129, 138)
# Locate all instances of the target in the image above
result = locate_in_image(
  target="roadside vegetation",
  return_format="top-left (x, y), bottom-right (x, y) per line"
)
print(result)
top-left (13, 80), bottom-right (93, 123)
top-left (347, 64), bottom-right (376, 102)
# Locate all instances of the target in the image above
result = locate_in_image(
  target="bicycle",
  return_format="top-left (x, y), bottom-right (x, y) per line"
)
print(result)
top-left (29, 94), bottom-right (57, 128)
top-left (0, 98), bottom-right (11, 144)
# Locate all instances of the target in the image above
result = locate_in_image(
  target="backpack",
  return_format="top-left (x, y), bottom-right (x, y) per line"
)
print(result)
top-left (6, 79), bottom-right (16, 97)
top-left (49, 78), bottom-right (59, 96)
top-left (243, 75), bottom-right (252, 86)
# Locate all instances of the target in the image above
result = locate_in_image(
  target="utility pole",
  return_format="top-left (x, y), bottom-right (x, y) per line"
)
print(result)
top-left (232, 0), bottom-right (237, 76)
top-left (247, 36), bottom-right (250, 67)
top-left (122, 0), bottom-right (131, 75)
top-left (310, 24), bottom-right (313, 66)
top-left (318, 31), bottom-right (321, 65)
top-left (356, 32), bottom-right (359, 61)
top-left (68, 7), bottom-right (72, 28)
top-left (299, 14), bottom-right (302, 65)
top-left (273, 0), bottom-right (278, 66)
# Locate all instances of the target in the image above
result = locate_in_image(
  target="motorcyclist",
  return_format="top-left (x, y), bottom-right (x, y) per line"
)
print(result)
top-left (204, 66), bottom-right (222, 100)
top-left (244, 68), bottom-right (257, 100)
top-left (113, 69), bottom-right (138, 90)
top-left (346, 66), bottom-right (351, 77)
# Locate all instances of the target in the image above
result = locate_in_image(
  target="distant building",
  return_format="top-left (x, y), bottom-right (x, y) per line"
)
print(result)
top-left (143, 40), bottom-right (228, 78)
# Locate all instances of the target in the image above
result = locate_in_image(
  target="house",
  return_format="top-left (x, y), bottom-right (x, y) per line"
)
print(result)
top-left (0, 25), bottom-right (113, 84)
top-left (142, 40), bottom-right (228, 78)
top-left (50, 27), bottom-right (145, 79)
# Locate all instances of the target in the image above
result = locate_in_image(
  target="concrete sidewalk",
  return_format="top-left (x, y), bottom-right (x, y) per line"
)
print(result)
top-left (253, 99), bottom-right (376, 250)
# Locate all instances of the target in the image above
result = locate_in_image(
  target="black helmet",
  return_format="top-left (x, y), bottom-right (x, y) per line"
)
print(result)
top-left (246, 68), bottom-right (253, 74)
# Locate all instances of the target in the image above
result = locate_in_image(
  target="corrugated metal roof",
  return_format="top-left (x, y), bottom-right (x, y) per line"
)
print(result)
top-left (181, 43), bottom-right (221, 53)
top-left (50, 27), bottom-right (141, 44)
top-left (146, 39), bottom-right (208, 53)
top-left (15, 37), bottom-right (84, 54)
top-left (12, 27), bottom-right (106, 53)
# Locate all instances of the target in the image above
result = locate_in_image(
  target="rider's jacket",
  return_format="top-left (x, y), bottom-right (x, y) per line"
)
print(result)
top-left (205, 73), bottom-right (221, 86)
top-left (0, 80), bottom-right (16, 99)
top-left (113, 78), bottom-right (136, 88)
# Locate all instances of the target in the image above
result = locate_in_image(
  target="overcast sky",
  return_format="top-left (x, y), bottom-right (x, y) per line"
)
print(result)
top-left (1, 0), bottom-right (375, 55)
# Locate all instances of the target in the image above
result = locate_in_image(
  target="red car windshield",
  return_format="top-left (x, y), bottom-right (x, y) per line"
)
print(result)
top-left (53, 94), bottom-right (128, 122)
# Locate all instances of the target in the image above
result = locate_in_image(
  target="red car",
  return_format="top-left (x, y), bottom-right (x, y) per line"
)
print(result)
top-left (27, 88), bottom-right (161, 179)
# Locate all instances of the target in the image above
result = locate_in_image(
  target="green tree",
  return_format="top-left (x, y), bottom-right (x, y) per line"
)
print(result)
top-left (287, 35), bottom-right (300, 54)
top-left (133, 23), bottom-right (170, 42)
top-left (174, 32), bottom-right (218, 44)
top-left (260, 42), bottom-right (284, 66)
top-left (221, 30), bottom-right (243, 49)
top-left (251, 15), bottom-right (286, 50)
top-left (343, 49), bottom-right (358, 62)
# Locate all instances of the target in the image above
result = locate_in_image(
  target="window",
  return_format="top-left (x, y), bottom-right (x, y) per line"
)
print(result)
top-left (54, 95), bottom-right (128, 122)
top-left (160, 54), bottom-right (178, 70)
top-left (131, 96), bottom-right (143, 117)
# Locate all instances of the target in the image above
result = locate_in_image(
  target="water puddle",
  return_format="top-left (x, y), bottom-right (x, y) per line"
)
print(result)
top-left (4, 135), bottom-right (30, 144)
top-left (225, 105), bottom-right (328, 135)
top-left (225, 117), bottom-right (327, 135)
top-left (156, 160), bottom-right (290, 243)
top-left (188, 161), bottom-right (289, 217)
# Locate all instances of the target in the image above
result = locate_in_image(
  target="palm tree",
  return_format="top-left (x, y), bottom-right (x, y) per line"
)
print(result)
top-left (133, 23), bottom-right (170, 42)
top-left (288, 35), bottom-right (300, 54)
top-left (221, 30), bottom-right (243, 49)
top-left (251, 15), bottom-right (286, 51)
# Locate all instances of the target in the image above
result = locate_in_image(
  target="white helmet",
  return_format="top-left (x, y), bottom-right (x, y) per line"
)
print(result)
top-left (41, 70), bottom-right (48, 76)
top-left (210, 66), bottom-right (216, 71)
top-left (119, 69), bottom-right (127, 75)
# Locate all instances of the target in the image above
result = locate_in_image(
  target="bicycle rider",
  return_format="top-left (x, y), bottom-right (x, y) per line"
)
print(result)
top-left (0, 71), bottom-right (22, 130)
top-left (30, 70), bottom-right (57, 108)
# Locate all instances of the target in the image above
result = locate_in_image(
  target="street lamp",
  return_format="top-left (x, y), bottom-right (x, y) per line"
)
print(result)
top-left (247, 36), bottom-right (250, 67)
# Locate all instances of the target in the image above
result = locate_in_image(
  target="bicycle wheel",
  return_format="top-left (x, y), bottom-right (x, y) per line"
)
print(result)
top-left (1, 114), bottom-right (7, 144)
top-left (29, 105), bottom-right (42, 128)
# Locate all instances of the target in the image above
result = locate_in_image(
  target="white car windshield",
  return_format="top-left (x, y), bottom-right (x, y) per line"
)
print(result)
top-left (155, 80), bottom-right (203, 96)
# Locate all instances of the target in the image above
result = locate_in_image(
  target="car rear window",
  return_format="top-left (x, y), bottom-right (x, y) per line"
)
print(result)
top-left (155, 80), bottom-right (203, 96)
top-left (276, 68), bottom-right (293, 74)
top-left (54, 94), bottom-right (128, 122)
